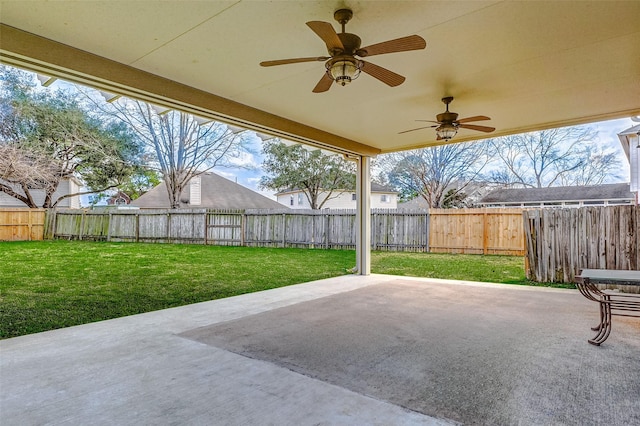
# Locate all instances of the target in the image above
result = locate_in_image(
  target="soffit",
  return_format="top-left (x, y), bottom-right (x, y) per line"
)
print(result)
top-left (1, 1), bottom-right (639, 155)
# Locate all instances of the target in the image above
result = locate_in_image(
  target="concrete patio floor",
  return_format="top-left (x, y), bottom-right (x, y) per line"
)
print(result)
top-left (1, 274), bottom-right (639, 425)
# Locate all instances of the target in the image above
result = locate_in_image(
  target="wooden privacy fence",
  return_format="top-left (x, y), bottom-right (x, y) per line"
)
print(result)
top-left (45, 207), bottom-right (525, 254)
top-left (524, 205), bottom-right (640, 283)
top-left (429, 208), bottom-right (525, 255)
top-left (0, 208), bottom-right (46, 241)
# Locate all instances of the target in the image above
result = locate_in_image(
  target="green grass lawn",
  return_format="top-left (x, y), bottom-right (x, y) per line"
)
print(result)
top-left (372, 251), bottom-right (528, 284)
top-left (0, 240), bottom-right (564, 339)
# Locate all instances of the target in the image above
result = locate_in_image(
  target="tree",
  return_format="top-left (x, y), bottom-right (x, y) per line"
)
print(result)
top-left (83, 94), bottom-right (247, 209)
top-left (376, 141), bottom-right (490, 208)
top-left (486, 126), bottom-right (622, 188)
top-left (260, 141), bottom-right (356, 209)
top-left (0, 66), bottom-right (142, 208)
top-left (117, 168), bottom-right (162, 201)
top-left (87, 168), bottom-right (161, 206)
top-left (556, 145), bottom-right (621, 186)
top-left (442, 188), bottom-right (470, 208)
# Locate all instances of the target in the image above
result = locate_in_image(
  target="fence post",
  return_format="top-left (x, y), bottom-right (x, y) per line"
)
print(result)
top-left (424, 211), bottom-right (429, 252)
top-left (135, 213), bottom-right (140, 242)
top-left (372, 211), bottom-right (377, 251)
top-left (322, 212), bottom-right (328, 249)
top-left (78, 210), bottom-right (85, 241)
top-left (27, 210), bottom-right (33, 241)
top-left (166, 212), bottom-right (171, 243)
top-left (107, 211), bottom-right (113, 242)
top-left (204, 211), bottom-right (209, 245)
top-left (241, 211), bottom-right (246, 246)
top-left (482, 210), bottom-right (489, 255)
top-left (282, 213), bottom-right (286, 248)
top-left (50, 209), bottom-right (57, 240)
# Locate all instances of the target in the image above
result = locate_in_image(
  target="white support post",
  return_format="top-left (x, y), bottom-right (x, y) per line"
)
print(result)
top-left (356, 155), bottom-right (371, 275)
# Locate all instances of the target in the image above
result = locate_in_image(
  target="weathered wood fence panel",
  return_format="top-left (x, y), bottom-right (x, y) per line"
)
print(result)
top-left (0, 208), bottom-right (46, 241)
top-left (524, 206), bottom-right (640, 283)
top-left (372, 210), bottom-right (429, 251)
top-left (243, 210), bottom-right (358, 249)
top-left (428, 208), bottom-right (525, 255)
top-left (44, 208), bottom-right (528, 255)
top-left (207, 210), bottom-right (244, 246)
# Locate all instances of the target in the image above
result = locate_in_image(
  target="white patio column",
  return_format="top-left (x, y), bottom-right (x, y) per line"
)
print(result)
top-left (356, 155), bottom-right (371, 275)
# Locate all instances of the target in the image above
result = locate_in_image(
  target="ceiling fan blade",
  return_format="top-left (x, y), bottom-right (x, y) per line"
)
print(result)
top-left (456, 115), bottom-right (491, 124)
top-left (260, 57), bottom-right (329, 67)
top-left (415, 120), bottom-right (440, 124)
top-left (306, 21), bottom-right (344, 51)
top-left (360, 61), bottom-right (405, 87)
top-left (360, 35), bottom-right (426, 57)
top-left (312, 73), bottom-right (333, 93)
top-left (398, 126), bottom-right (436, 134)
top-left (459, 124), bottom-right (496, 133)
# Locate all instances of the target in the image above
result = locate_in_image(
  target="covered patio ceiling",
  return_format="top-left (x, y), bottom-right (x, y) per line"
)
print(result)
top-left (1, 1), bottom-right (639, 156)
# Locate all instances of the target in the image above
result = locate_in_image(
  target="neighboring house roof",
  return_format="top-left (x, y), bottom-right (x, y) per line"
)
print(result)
top-left (478, 183), bottom-right (633, 204)
top-left (276, 183), bottom-right (396, 196)
top-left (130, 172), bottom-right (285, 209)
top-left (398, 197), bottom-right (430, 209)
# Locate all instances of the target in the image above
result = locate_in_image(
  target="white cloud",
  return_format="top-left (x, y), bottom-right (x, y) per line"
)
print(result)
top-left (214, 170), bottom-right (236, 180)
top-left (227, 151), bottom-right (261, 168)
top-left (593, 118), bottom-right (633, 180)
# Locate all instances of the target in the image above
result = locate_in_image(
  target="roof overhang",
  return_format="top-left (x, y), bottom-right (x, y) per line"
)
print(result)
top-left (618, 124), bottom-right (640, 161)
top-left (1, 1), bottom-right (639, 156)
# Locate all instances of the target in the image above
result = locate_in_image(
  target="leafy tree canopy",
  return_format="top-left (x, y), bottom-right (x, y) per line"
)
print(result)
top-left (0, 66), bottom-right (143, 208)
top-left (260, 141), bottom-right (355, 209)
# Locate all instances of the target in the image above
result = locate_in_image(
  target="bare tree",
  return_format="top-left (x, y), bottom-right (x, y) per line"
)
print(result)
top-left (84, 94), bottom-right (248, 208)
top-left (376, 141), bottom-right (490, 208)
top-left (557, 145), bottom-right (621, 186)
top-left (487, 126), bottom-right (621, 188)
top-left (0, 145), bottom-right (58, 207)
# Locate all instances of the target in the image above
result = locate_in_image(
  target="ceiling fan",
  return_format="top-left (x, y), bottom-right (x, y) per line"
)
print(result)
top-left (399, 97), bottom-right (495, 141)
top-left (259, 8), bottom-right (426, 93)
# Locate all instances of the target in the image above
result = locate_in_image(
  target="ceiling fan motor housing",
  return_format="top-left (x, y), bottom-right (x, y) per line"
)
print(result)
top-left (437, 112), bottom-right (459, 124)
top-left (333, 33), bottom-right (362, 56)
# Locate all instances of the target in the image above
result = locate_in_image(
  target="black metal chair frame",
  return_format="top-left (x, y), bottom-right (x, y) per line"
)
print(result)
top-left (575, 274), bottom-right (640, 346)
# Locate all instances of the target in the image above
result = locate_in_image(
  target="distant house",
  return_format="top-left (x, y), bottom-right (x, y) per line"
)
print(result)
top-left (106, 191), bottom-right (131, 206)
top-left (276, 183), bottom-right (398, 209)
top-left (399, 182), bottom-right (492, 209)
top-left (617, 124), bottom-right (640, 204)
top-left (477, 183), bottom-right (635, 208)
top-left (0, 177), bottom-right (81, 208)
top-left (130, 172), bottom-right (285, 210)
top-left (398, 197), bottom-right (430, 210)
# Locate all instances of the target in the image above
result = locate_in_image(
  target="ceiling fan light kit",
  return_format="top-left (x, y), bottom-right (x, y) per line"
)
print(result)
top-left (327, 57), bottom-right (361, 86)
top-left (436, 123), bottom-right (458, 141)
top-left (400, 96), bottom-right (496, 141)
top-left (259, 8), bottom-right (426, 92)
